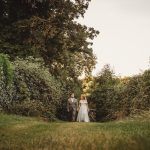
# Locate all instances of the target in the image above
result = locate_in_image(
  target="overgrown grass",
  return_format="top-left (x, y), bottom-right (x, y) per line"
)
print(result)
top-left (0, 113), bottom-right (150, 150)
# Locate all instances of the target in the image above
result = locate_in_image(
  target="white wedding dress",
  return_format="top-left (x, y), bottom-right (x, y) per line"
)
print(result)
top-left (77, 100), bottom-right (90, 122)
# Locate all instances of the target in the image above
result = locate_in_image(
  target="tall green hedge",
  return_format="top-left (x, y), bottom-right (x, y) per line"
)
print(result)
top-left (0, 55), bottom-right (63, 120)
top-left (88, 65), bottom-right (150, 121)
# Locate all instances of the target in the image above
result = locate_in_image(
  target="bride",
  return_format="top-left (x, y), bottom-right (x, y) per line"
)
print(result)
top-left (77, 95), bottom-right (90, 122)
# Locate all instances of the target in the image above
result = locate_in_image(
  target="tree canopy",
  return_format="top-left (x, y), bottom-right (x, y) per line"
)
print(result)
top-left (0, 0), bottom-right (99, 80)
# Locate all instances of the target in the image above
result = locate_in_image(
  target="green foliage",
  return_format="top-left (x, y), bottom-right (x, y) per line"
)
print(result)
top-left (0, 56), bottom-right (63, 120)
top-left (89, 65), bottom-right (118, 121)
top-left (0, 0), bottom-right (99, 120)
top-left (82, 76), bottom-right (96, 96)
top-left (89, 64), bottom-right (150, 121)
top-left (0, 0), bottom-right (99, 80)
top-left (12, 57), bottom-right (63, 120)
top-left (0, 54), bottom-right (14, 110)
top-left (0, 53), bottom-right (14, 86)
top-left (141, 70), bottom-right (150, 109)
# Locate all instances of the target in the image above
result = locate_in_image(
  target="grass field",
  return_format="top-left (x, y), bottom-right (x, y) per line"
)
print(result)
top-left (0, 113), bottom-right (150, 150)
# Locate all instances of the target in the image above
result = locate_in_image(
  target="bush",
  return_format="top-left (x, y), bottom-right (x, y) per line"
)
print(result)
top-left (89, 64), bottom-right (150, 121)
top-left (0, 53), bottom-right (14, 109)
top-left (0, 55), bottom-right (63, 120)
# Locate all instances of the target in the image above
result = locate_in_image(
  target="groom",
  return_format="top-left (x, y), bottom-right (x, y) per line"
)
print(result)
top-left (67, 93), bottom-right (78, 122)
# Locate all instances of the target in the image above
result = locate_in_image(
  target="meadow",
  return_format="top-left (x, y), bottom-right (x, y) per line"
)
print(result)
top-left (0, 113), bottom-right (150, 150)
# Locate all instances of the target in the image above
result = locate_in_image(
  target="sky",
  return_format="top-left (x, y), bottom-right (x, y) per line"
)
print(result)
top-left (78, 0), bottom-right (150, 77)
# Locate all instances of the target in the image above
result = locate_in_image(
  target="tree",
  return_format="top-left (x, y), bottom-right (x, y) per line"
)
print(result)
top-left (89, 64), bottom-right (119, 121)
top-left (0, 0), bottom-right (99, 80)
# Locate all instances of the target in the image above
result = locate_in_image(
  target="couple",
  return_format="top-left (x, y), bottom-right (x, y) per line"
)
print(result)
top-left (67, 93), bottom-right (90, 122)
